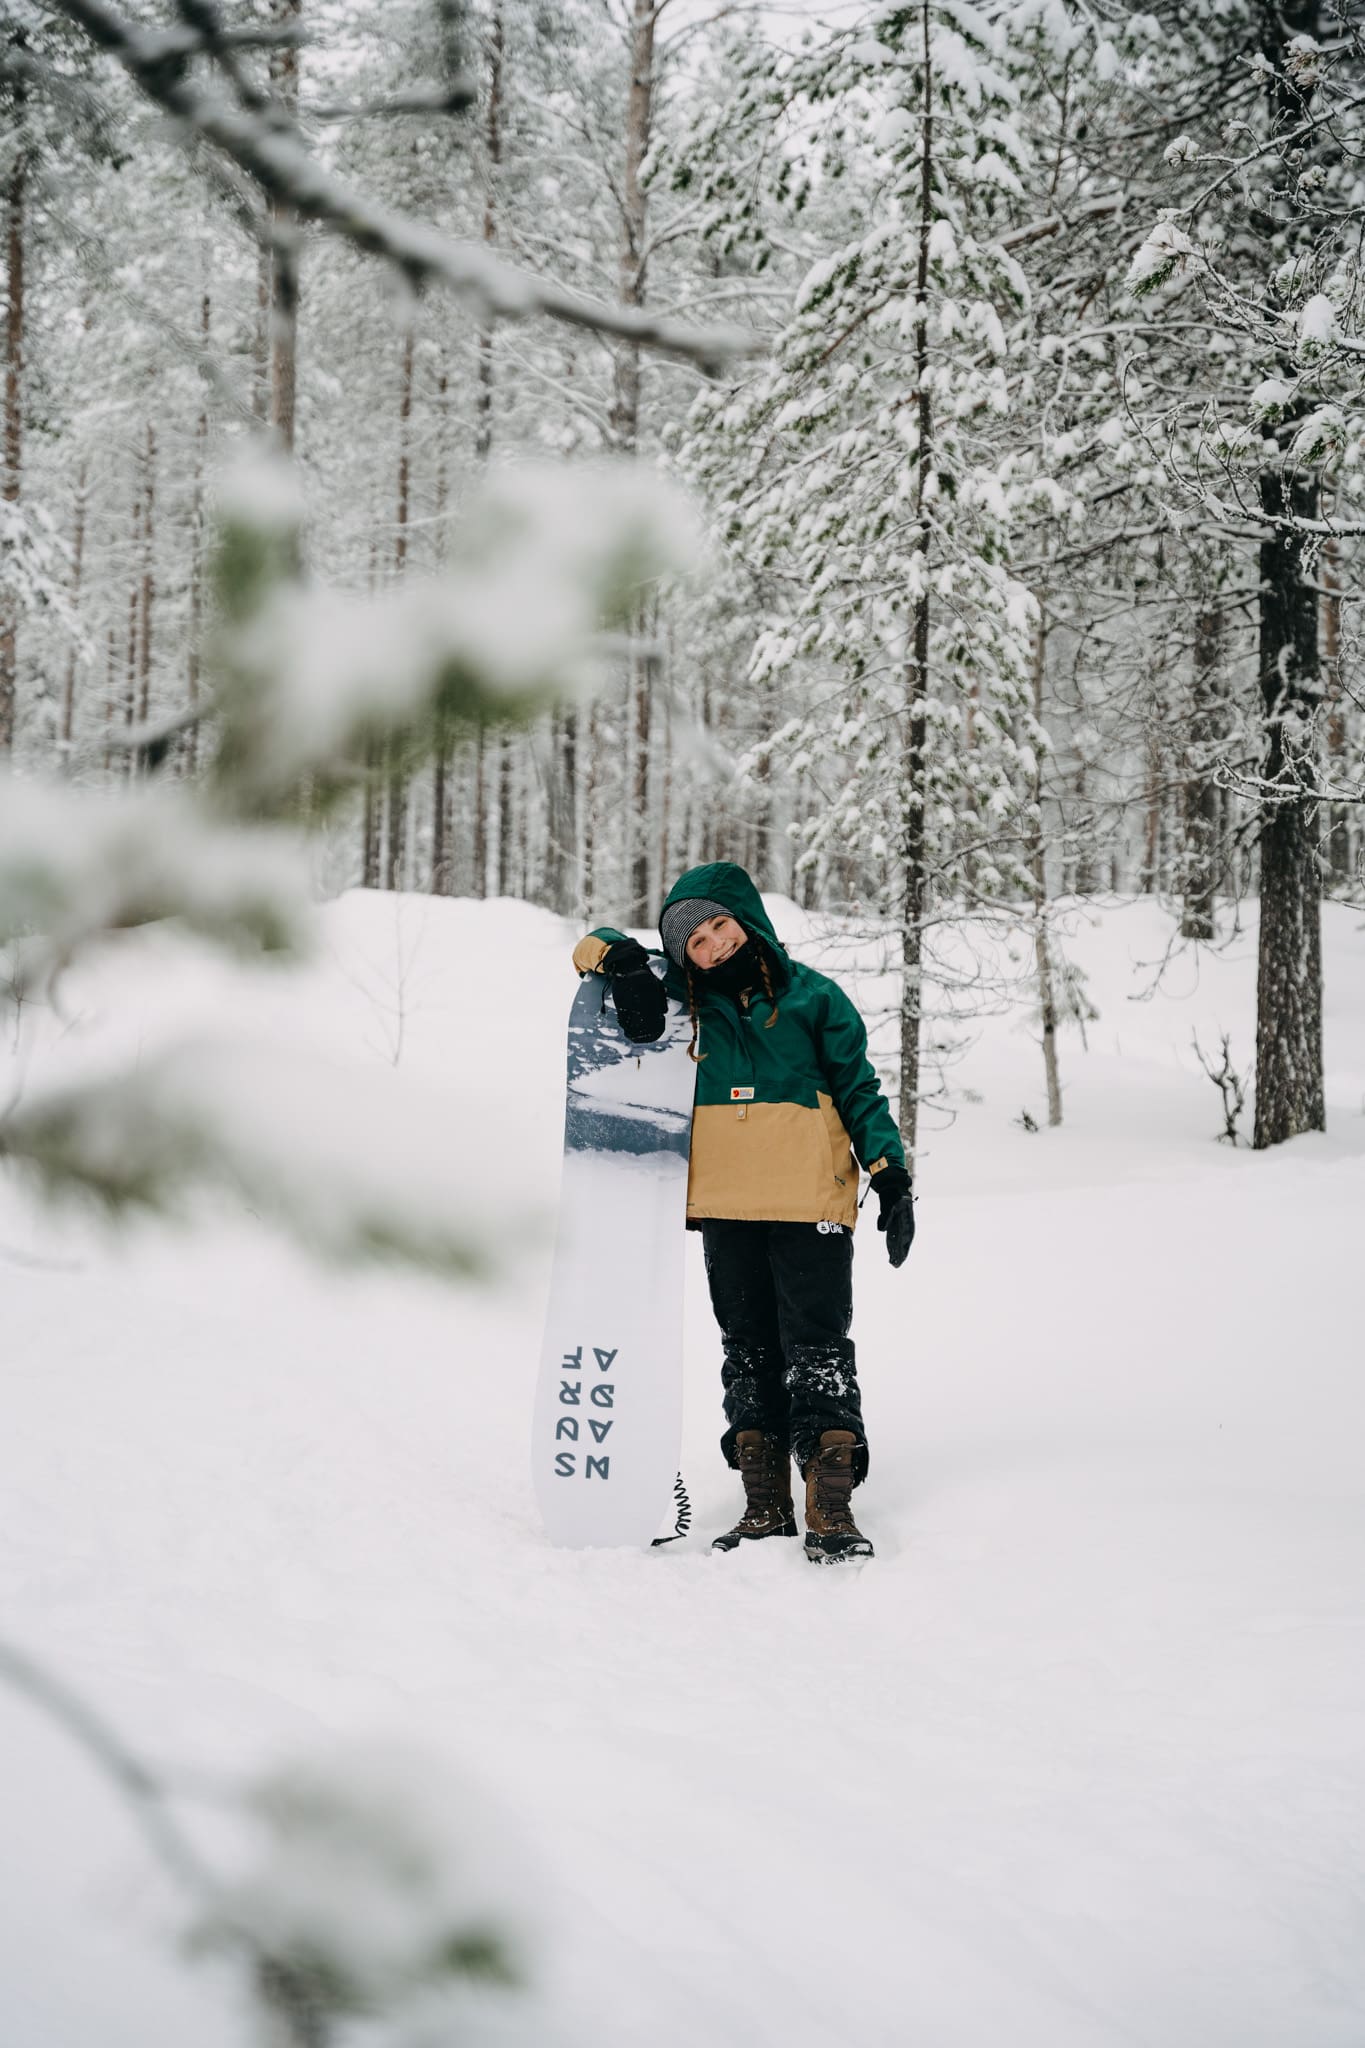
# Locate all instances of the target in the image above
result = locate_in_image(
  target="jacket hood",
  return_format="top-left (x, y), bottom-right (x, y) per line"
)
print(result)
top-left (659, 863), bottom-right (791, 984)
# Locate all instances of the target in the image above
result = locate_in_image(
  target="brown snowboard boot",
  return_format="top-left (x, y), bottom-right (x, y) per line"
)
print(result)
top-left (712, 1430), bottom-right (798, 1551)
top-left (803, 1429), bottom-right (874, 1563)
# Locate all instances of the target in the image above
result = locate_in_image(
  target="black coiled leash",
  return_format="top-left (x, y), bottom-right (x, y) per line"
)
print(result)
top-left (651, 1471), bottom-right (692, 1545)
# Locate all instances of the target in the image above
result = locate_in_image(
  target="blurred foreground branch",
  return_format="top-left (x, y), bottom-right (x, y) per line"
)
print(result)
top-left (0, 1637), bottom-right (529, 2047)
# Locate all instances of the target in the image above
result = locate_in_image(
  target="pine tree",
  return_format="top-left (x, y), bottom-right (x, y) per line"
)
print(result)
top-left (1126, 1), bottom-right (1365, 1143)
top-left (677, 3), bottom-right (1046, 1156)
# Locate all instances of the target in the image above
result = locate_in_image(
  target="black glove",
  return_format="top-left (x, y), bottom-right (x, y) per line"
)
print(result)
top-left (871, 1166), bottom-right (915, 1269)
top-left (599, 939), bottom-right (666, 1044)
top-left (600, 939), bottom-right (652, 979)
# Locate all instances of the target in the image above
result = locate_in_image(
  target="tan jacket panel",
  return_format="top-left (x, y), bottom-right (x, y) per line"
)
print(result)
top-left (572, 934), bottom-right (612, 974)
top-left (686, 1093), bottom-right (859, 1229)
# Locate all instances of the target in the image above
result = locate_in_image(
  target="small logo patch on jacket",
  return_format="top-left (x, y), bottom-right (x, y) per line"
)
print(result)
top-left (730, 1087), bottom-right (755, 1101)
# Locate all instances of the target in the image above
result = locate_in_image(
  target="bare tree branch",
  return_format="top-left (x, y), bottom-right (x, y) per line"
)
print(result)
top-left (307, 83), bottom-right (476, 122)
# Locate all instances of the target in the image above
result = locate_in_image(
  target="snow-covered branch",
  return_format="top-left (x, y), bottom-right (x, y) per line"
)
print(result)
top-left (43, 0), bottom-right (756, 374)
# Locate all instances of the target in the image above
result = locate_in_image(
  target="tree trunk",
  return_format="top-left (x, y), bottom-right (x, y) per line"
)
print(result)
top-left (751, 662), bottom-right (777, 891)
top-left (474, 7), bottom-right (504, 466)
top-left (1071, 760), bottom-right (1098, 895)
top-left (103, 621), bottom-right (117, 772)
top-left (614, 0), bottom-right (657, 924)
top-left (1251, 0), bottom-right (1326, 1148)
top-left (496, 736), bottom-right (512, 896)
top-left (582, 703), bottom-right (598, 911)
top-left (898, 0), bottom-right (934, 1170)
top-left (0, 148), bottom-right (25, 751)
top-left (610, 0), bottom-right (655, 454)
top-left (137, 422), bottom-right (155, 726)
top-left (384, 325), bottom-right (416, 894)
top-left (1253, 466), bottom-right (1324, 1148)
top-left (1181, 602), bottom-right (1224, 940)
top-left (473, 724), bottom-right (488, 897)
top-left (1030, 610), bottom-right (1062, 1126)
top-left (267, 0), bottom-right (302, 452)
top-left (254, 237), bottom-right (270, 424)
top-left (657, 636), bottom-right (673, 901)
top-left (360, 538), bottom-right (381, 885)
top-left (362, 746), bottom-right (382, 887)
top-left (466, 12), bottom-right (503, 899)
top-left (1141, 696), bottom-right (1162, 894)
top-left (628, 636), bottom-right (652, 921)
top-left (124, 468), bottom-right (141, 768)
top-left (60, 458), bottom-right (88, 764)
top-left (545, 708), bottom-right (573, 914)
top-left (565, 709), bottom-right (582, 917)
top-left (431, 741), bottom-right (452, 894)
top-left (385, 744), bottom-right (407, 892)
top-left (430, 362), bottom-right (452, 894)
top-left (186, 287), bottom-right (210, 775)
top-left (1321, 538), bottom-right (1351, 884)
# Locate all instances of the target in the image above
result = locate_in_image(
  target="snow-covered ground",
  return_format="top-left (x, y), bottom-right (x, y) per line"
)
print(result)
top-left (2, 889), bottom-right (1363, 2048)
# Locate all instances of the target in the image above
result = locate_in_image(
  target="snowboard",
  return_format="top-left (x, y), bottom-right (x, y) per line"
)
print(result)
top-left (532, 963), bottom-right (696, 1549)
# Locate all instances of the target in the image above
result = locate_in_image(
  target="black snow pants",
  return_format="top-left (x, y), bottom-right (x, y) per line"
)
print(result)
top-left (701, 1219), bottom-right (868, 1485)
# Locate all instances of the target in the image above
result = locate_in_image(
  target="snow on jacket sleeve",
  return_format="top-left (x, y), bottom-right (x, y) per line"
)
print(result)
top-left (815, 978), bottom-right (907, 1180)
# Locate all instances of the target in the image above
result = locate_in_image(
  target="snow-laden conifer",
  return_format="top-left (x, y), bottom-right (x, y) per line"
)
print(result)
top-left (672, 2), bottom-right (1047, 1152)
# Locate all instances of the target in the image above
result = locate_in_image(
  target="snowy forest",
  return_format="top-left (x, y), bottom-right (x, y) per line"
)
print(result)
top-left (2, 3), bottom-right (1364, 2046)
top-left (4, 0), bottom-right (1364, 1168)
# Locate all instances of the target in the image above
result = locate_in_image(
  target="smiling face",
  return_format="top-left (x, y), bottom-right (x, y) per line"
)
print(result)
top-left (685, 914), bottom-right (747, 970)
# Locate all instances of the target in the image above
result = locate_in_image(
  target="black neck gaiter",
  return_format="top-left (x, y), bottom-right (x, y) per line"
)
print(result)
top-left (696, 940), bottom-right (762, 1002)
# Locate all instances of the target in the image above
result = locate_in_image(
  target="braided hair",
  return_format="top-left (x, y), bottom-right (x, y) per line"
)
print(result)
top-left (755, 944), bottom-right (781, 1029)
top-left (684, 965), bottom-right (707, 1063)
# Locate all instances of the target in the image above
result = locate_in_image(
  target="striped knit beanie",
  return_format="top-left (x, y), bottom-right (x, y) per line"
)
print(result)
top-left (660, 897), bottom-right (733, 967)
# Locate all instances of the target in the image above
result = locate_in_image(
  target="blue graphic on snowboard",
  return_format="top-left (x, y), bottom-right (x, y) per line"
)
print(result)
top-left (564, 971), bottom-right (693, 1160)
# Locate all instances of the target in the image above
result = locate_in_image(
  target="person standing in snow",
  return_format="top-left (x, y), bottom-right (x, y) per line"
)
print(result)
top-left (572, 862), bottom-right (914, 1563)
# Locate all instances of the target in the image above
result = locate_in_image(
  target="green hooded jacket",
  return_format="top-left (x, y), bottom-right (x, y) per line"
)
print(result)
top-left (571, 862), bottom-right (905, 1228)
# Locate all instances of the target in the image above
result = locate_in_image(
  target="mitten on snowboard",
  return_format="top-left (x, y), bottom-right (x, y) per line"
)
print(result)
top-left (599, 939), bottom-right (667, 1044)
